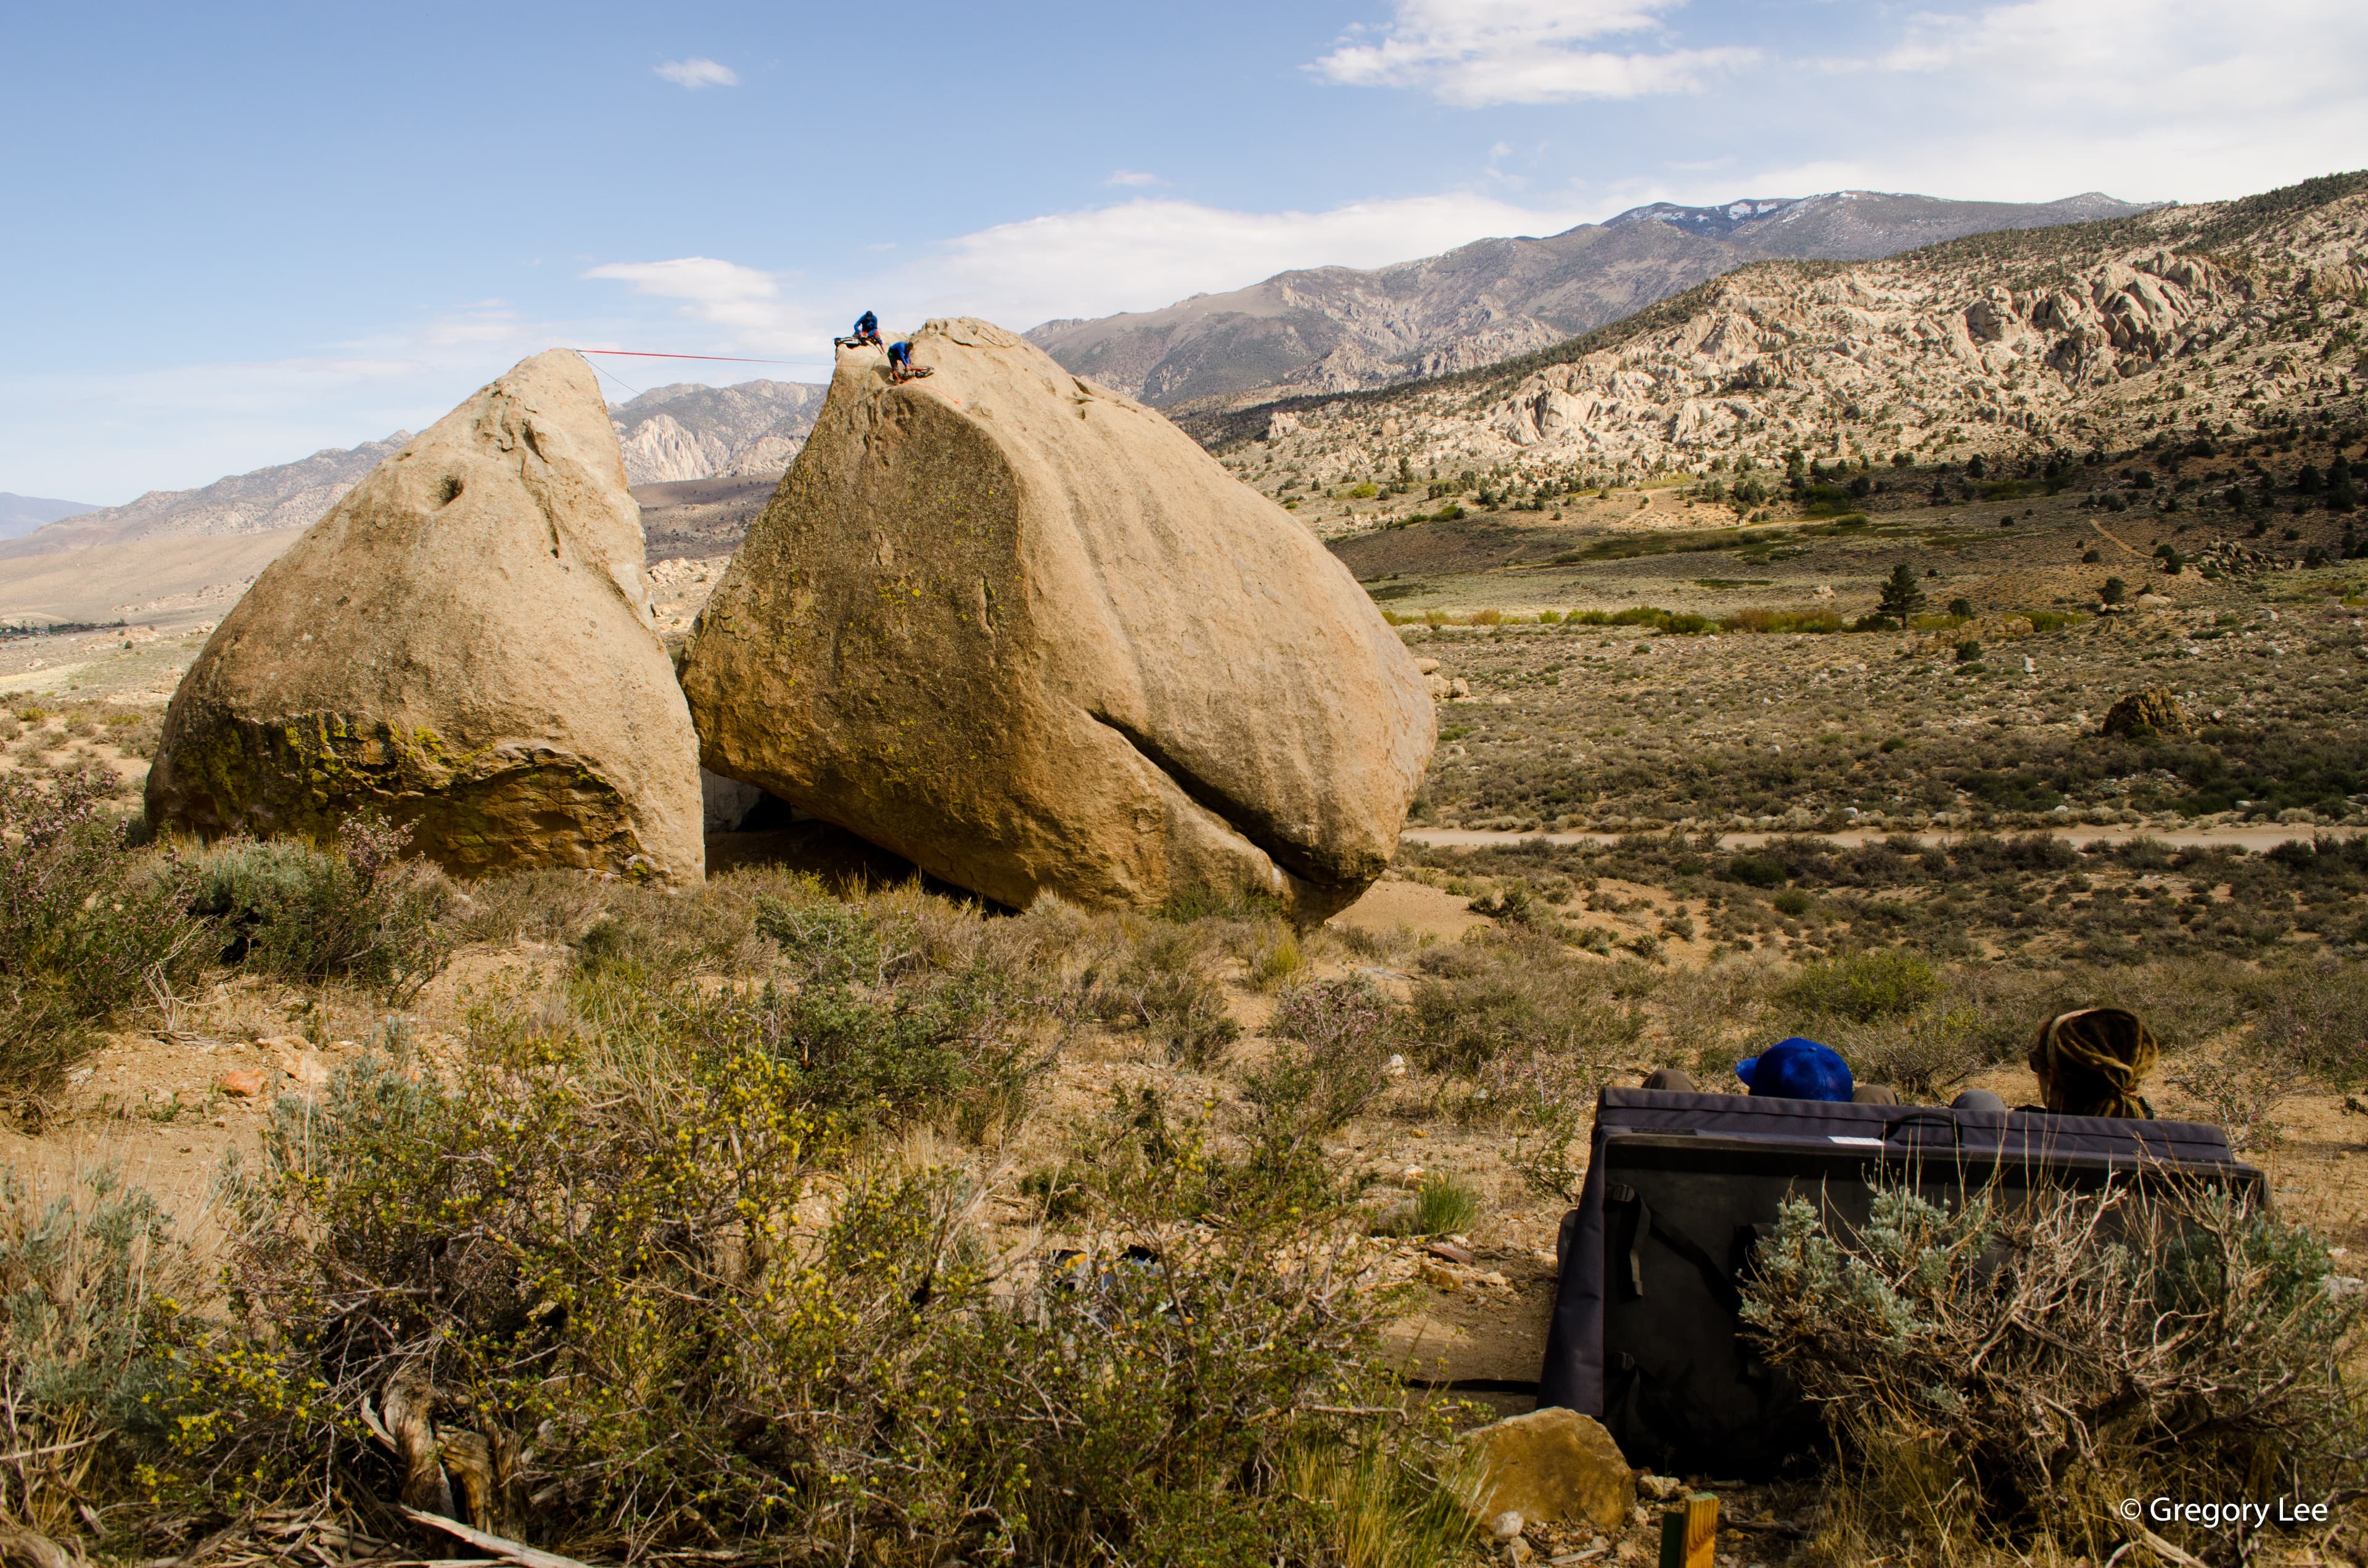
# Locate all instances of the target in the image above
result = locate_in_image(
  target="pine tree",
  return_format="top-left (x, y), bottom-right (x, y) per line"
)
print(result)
top-left (1877, 563), bottom-right (1927, 628)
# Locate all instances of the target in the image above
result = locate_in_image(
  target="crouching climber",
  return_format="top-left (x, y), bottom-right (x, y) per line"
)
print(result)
top-left (887, 339), bottom-right (932, 383)
top-left (2028, 1006), bottom-right (2158, 1118)
top-left (834, 310), bottom-right (882, 350)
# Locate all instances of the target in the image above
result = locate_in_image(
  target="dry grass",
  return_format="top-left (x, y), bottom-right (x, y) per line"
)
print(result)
top-left (1746, 1175), bottom-right (2366, 1564)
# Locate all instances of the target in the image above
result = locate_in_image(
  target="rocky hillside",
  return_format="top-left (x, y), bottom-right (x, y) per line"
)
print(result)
top-left (1193, 172), bottom-right (2367, 526)
top-left (0, 435), bottom-right (414, 560)
top-left (1029, 191), bottom-right (2145, 409)
top-left (609, 378), bottom-right (825, 483)
top-left (4, 374), bottom-right (826, 560)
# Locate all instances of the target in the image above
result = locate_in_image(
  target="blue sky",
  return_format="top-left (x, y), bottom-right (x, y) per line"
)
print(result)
top-left (5, 0), bottom-right (2364, 504)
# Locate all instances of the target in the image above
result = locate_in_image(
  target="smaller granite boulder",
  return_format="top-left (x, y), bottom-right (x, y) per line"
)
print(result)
top-left (1461, 1408), bottom-right (1635, 1533)
top-left (146, 351), bottom-right (704, 880)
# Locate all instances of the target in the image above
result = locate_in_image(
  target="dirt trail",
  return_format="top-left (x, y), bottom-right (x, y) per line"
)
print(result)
top-left (2088, 519), bottom-right (2150, 559)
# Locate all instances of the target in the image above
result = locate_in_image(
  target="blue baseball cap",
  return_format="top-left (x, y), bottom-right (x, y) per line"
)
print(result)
top-left (1735, 1036), bottom-right (1854, 1102)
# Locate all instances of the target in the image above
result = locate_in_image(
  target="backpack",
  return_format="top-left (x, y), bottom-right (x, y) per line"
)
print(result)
top-left (1537, 1086), bottom-right (2261, 1476)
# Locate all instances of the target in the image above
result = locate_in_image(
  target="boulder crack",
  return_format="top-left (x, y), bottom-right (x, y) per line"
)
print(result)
top-left (1090, 712), bottom-right (1322, 889)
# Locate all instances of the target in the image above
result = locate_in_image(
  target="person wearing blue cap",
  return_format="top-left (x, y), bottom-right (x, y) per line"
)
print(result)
top-left (1734, 1036), bottom-right (1854, 1101)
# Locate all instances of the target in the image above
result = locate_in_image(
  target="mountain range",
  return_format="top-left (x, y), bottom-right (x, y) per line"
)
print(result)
top-left (0, 380), bottom-right (827, 560)
top-left (1188, 172), bottom-right (2368, 523)
top-left (609, 379), bottom-right (826, 485)
top-left (1026, 191), bottom-right (2148, 409)
top-left (0, 437), bottom-right (416, 560)
top-left (0, 492), bottom-right (100, 541)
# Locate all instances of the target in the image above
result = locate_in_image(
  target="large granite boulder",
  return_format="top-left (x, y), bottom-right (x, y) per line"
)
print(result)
top-left (146, 350), bottom-right (704, 880)
top-left (680, 318), bottom-right (1431, 919)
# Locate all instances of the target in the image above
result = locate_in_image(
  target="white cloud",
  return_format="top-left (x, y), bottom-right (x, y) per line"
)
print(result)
top-left (1312, 0), bottom-right (1758, 105)
top-left (583, 191), bottom-right (1601, 363)
top-left (580, 257), bottom-right (842, 358)
top-left (919, 192), bottom-right (1594, 326)
top-left (1794, 0), bottom-right (2368, 203)
top-left (424, 302), bottom-right (520, 347)
top-left (1104, 169), bottom-right (1161, 186)
top-left (586, 257), bottom-right (776, 307)
top-left (654, 57), bottom-right (738, 89)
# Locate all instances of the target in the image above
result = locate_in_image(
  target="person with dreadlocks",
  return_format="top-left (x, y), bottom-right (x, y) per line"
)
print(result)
top-left (2026, 1006), bottom-right (2159, 1118)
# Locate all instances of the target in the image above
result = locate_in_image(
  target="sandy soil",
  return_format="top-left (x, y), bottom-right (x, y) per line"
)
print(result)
top-left (0, 528), bottom-right (300, 633)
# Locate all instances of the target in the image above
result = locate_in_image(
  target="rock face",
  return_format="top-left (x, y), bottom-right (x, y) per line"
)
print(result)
top-left (680, 318), bottom-right (1432, 919)
top-left (1461, 1408), bottom-right (1635, 1532)
top-left (610, 379), bottom-right (827, 485)
top-left (146, 351), bottom-right (704, 880)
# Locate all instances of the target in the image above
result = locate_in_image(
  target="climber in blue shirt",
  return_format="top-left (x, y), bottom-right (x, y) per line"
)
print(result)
top-left (835, 311), bottom-right (882, 350)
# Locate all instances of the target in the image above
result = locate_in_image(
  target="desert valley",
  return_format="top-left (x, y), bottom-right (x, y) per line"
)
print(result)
top-left (5, 92), bottom-right (2368, 1568)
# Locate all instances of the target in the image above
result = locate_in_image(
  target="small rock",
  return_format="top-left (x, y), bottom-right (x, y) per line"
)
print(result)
top-left (215, 1068), bottom-right (269, 1099)
top-left (2101, 687), bottom-right (2190, 738)
top-left (284, 1051), bottom-right (332, 1088)
top-left (1490, 1510), bottom-right (1526, 1542)
top-left (1637, 1473), bottom-right (1685, 1501)
top-left (1427, 1241), bottom-right (1478, 1266)
top-left (1505, 1541), bottom-right (1534, 1565)
top-left (1462, 1408), bottom-right (1637, 1533)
